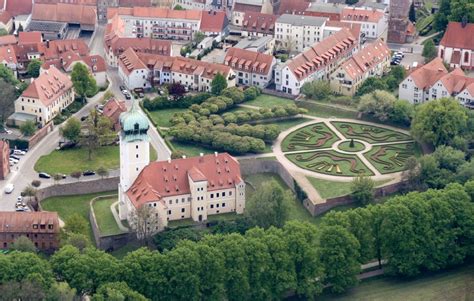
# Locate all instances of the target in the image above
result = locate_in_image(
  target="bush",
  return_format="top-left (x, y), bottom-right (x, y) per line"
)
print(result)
top-left (143, 93), bottom-right (211, 111)
top-left (31, 180), bottom-right (41, 187)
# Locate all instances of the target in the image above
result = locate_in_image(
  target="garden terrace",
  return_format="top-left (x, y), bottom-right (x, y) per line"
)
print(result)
top-left (331, 121), bottom-right (412, 143)
top-left (364, 142), bottom-right (419, 174)
top-left (281, 123), bottom-right (339, 152)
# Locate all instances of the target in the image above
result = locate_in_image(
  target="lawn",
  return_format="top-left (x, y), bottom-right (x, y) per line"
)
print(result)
top-left (307, 177), bottom-right (393, 199)
top-left (252, 117), bottom-right (310, 132)
top-left (281, 123), bottom-right (340, 152)
top-left (286, 150), bottom-right (374, 177)
top-left (245, 94), bottom-right (295, 108)
top-left (331, 121), bottom-right (412, 144)
top-left (315, 263), bottom-right (474, 301)
top-left (297, 101), bottom-right (359, 119)
top-left (338, 140), bottom-right (365, 152)
top-left (364, 142), bottom-right (420, 174)
top-left (147, 107), bottom-right (187, 128)
top-left (92, 197), bottom-right (126, 236)
top-left (168, 139), bottom-right (217, 157)
top-left (41, 191), bottom-right (117, 242)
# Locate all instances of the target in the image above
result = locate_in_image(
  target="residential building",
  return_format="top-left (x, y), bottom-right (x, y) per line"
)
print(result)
top-left (2, 0), bottom-right (33, 17)
top-left (0, 44), bottom-right (17, 75)
top-left (277, 0), bottom-right (310, 15)
top-left (0, 35), bottom-right (16, 46)
top-left (0, 212), bottom-right (60, 252)
top-left (323, 20), bottom-right (361, 39)
top-left (341, 7), bottom-right (387, 39)
top-left (241, 12), bottom-right (276, 37)
top-left (438, 21), bottom-right (474, 70)
top-left (0, 140), bottom-right (9, 180)
top-left (31, 3), bottom-right (97, 31)
top-left (398, 57), bottom-right (448, 104)
top-left (387, 0), bottom-right (415, 43)
top-left (173, 0), bottom-right (214, 11)
top-left (118, 101), bottom-right (246, 233)
top-left (118, 48), bottom-right (235, 91)
top-left (233, 35), bottom-right (275, 54)
top-left (231, 0), bottom-right (275, 26)
top-left (330, 38), bottom-right (390, 96)
top-left (18, 31), bottom-right (43, 45)
top-left (275, 14), bottom-right (328, 53)
top-left (97, 0), bottom-right (152, 23)
top-left (13, 65), bottom-right (74, 126)
top-left (429, 68), bottom-right (474, 108)
top-left (304, 3), bottom-right (343, 21)
top-left (224, 47), bottom-right (275, 88)
top-left (102, 98), bottom-right (127, 131)
top-left (275, 28), bottom-right (358, 95)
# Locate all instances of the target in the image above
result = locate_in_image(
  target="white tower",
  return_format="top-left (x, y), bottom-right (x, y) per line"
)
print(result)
top-left (118, 100), bottom-right (150, 220)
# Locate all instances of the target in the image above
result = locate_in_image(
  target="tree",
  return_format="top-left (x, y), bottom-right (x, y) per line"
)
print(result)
top-left (60, 117), bottom-right (81, 143)
top-left (27, 59), bottom-right (42, 78)
top-left (411, 98), bottom-right (468, 146)
top-left (301, 80), bottom-right (332, 100)
top-left (389, 99), bottom-right (414, 126)
top-left (63, 214), bottom-right (89, 236)
top-left (80, 110), bottom-right (115, 160)
top-left (0, 28), bottom-right (7, 36)
top-left (71, 63), bottom-right (97, 102)
top-left (409, 2), bottom-right (416, 22)
top-left (153, 228), bottom-right (203, 252)
top-left (46, 282), bottom-right (77, 301)
top-left (211, 73), bottom-right (227, 95)
top-left (31, 180), bottom-right (41, 188)
top-left (245, 180), bottom-right (291, 228)
top-left (22, 185), bottom-right (37, 204)
top-left (70, 171), bottom-right (82, 181)
top-left (20, 120), bottom-right (36, 136)
top-left (358, 90), bottom-right (397, 121)
top-left (93, 282), bottom-right (148, 301)
top-left (17, 24), bottom-right (24, 33)
top-left (0, 79), bottom-right (17, 123)
top-left (167, 82), bottom-right (186, 100)
top-left (422, 39), bottom-right (437, 62)
top-left (283, 36), bottom-right (296, 53)
top-left (173, 4), bottom-right (185, 10)
top-left (12, 236), bottom-right (37, 253)
top-left (193, 31), bottom-right (205, 44)
top-left (351, 175), bottom-right (374, 205)
top-left (130, 205), bottom-right (161, 246)
top-left (96, 166), bottom-right (109, 179)
top-left (0, 64), bottom-right (19, 85)
top-left (320, 226), bottom-right (360, 293)
top-left (356, 77), bottom-right (388, 96)
top-left (53, 173), bottom-right (63, 185)
top-left (62, 233), bottom-right (90, 251)
top-left (433, 0), bottom-right (451, 31)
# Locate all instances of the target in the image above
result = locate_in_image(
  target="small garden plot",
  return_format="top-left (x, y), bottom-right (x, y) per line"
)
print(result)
top-left (286, 150), bottom-right (373, 177)
top-left (92, 197), bottom-right (127, 236)
top-left (147, 107), bottom-right (187, 128)
top-left (331, 121), bottom-right (412, 143)
top-left (364, 142), bottom-right (418, 174)
top-left (281, 123), bottom-right (339, 152)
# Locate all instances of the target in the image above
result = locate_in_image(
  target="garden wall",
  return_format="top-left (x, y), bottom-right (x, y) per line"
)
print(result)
top-left (262, 90), bottom-right (297, 100)
top-left (238, 158), bottom-right (296, 192)
top-left (28, 122), bottom-right (54, 148)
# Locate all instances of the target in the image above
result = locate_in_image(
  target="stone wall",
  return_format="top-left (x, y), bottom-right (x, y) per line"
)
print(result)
top-left (238, 158), bottom-right (296, 192)
top-left (28, 122), bottom-right (54, 148)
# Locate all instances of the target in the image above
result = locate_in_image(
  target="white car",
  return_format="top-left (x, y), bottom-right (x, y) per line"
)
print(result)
top-left (9, 158), bottom-right (18, 164)
top-left (13, 150), bottom-right (26, 155)
top-left (4, 183), bottom-right (14, 194)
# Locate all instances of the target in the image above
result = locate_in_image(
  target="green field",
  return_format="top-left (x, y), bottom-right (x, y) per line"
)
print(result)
top-left (281, 123), bottom-right (340, 152)
top-left (147, 107), bottom-right (187, 128)
top-left (168, 139), bottom-right (217, 157)
top-left (307, 177), bottom-right (392, 199)
top-left (41, 191), bottom-right (116, 242)
top-left (286, 150), bottom-right (373, 177)
top-left (364, 143), bottom-right (419, 174)
top-left (253, 117), bottom-right (310, 132)
top-left (331, 122), bottom-right (412, 144)
top-left (245, 94), bottom-right (295, 108)
top-left (297, 101), bottom-right (359, 119)
top-left (316, 263), bottom-right (474, 301)
top-left (92, 197), bottom-right (126, 236)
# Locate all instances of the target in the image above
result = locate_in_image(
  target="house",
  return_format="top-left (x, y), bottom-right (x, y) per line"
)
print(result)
top-left (102, 98), bottom-right (127, 131)
top-left (3, 0), bottom-right (33, 17)
top-left (387, 0), bottom-right (414, 43)
top-left (224, 47), bottom-right (275, 88)
top-left (97, 0), bottom-right (152, 23)
top-left (0, 44), bottom-right (17, 75)
top-left (231, 0), bottom-right (275, 26)
top-left (341, 7), bottom-right (387, 40)
top-left (429, 68), bottom-right (474, 107)
top-left (241, 12), bottom-right (276, 37)
top-left (438, 21), bottom-right (474, 70)
top-left (0, 140), bottom-right (9, 180)
top-left (118, 102), bottom-right (245, 233)
top-left (31, 3), bottom-right (97, 32)
top-left (18, 31), bottom-right (43, 45)
top-left (398, 57), bottom-right (448, 104)
top-left (330, 38), bottom-right (390, 96)
top-left (0, 34), bottom-right (16, 46)
top-left (199, 10), bottom-right (229, 39)
top-left (118, 48), bottom-right (235, 91)
top-left (12, 65), bottom-right (74, 126)
top-left (0, 212), bottom-right (60, 252)
top-left (173, 0), bottom-right (214, 11)
top-left (277, 0), bottom-right (310, 16)
top-left (275, 14), bottom-right (328, 53)
top-left (234, 35), bottom-right (275, 54)
top-left (304, 3), bottom-right (343, 21)
top-left (275, 28), bottom-right (358, 95)
top-left (323, 20), bottom-right (361, 40)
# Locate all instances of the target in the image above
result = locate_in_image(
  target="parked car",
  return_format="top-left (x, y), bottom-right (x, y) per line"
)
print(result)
top-left (38, 172), bottom-right (51, 179)
top-left (394, 51), bottom-right (404, 58)
top-left (9, 158), bottom-right (18, 164)
top-left (4, 183), bottom-right (14, 194)
top-left (57, 141), bottom-right (77, 151)
top-left (17, 196), bottom-right (22, 202)
top-left (124, 93), bottom-right (131, 100)
top-left (121, 89), bottom-right (129, 95)
top-left (133, 88), bottom-right (145, 98)
top-left (13, 150), bottom-right (26, 156)
top-left (119, 85), bottom-right (126, 91)
top-left (83, 170), bottom-right (96, 176)
top-left (10, 154), bottom-right (20, 161)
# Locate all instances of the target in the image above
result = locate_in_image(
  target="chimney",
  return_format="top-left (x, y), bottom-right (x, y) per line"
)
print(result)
top-left (46, 40), bottom-right (50, 48)
top-left (200, 153), bottom-right (204, 157)
top-left (167, 157), bottom-right (171, 163)
top-left (214, 151), bottom-right (218, 157)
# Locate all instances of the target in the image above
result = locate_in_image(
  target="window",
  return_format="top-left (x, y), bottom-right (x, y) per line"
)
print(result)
top-left (210, 193), bottom-right (214, 198)
top-left (181, 208), bottom-right (185, 213)
top-left (222, 192), bottom-right (226, 197)
top-left (169, 200), bottom-right (172, 205)
top-left (216, 204), bottom-right (220, 208)
top-left (229, 191), bottom-right (232, 196)
top-left (168, 210), bottom-right (171, 215)
top-left (222, 203), bottom-right (226, 207)
top-left (210, 204), bottom-right (214, 208)
top-left (176, 199), bottom-right (179, 204)
top-left (464, 52), bottom-right (469, 63)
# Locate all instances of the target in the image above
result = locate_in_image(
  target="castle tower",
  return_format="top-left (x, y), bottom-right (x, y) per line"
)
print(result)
top-left (118, 100), bottom-right (150, 220)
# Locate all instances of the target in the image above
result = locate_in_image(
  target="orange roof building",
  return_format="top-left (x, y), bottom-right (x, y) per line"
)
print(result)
top-left (439, 22), bottom-right (474, 70)
top-left (31, 3), bottom-right (97, 30)
top-left (241, 11), bottom-right (276, 36)
top-left (341, 7), bottom-right (387, 39)
top-left (103, 98), bottom-right (127, 131)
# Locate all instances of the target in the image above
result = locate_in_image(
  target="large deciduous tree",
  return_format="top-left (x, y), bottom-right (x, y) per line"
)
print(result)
top-left (60, 117), bottom-right (81, 143)
top-left (27, 59), bottom-right (42, 78)
top-left (71, 63), bottom-right (97, 102)
top-left (0, 79), bottom-right (17, 123)
top-left (422, 39), bottom-right (437, 62)
top-left (210, 73), bottom-right (227, 95)
top-left (351, 175), bottom-right (375, 205)
top-left (80, 110), bottom-right (114, 160)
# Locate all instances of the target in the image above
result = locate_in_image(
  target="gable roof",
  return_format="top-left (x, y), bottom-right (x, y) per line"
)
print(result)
top-left (119, 47), bottom-right (148, 75)
top-left (277, 14), bottom-right (327, 26)
top-left (408, 57), bottom-right (448, 89)
top-left (440, 22), bottom-right (474, 50)
top-left (242, 11), bottom-right (276, 34)
top-left (5, 0), bottom-right (33, 16)
top-left (32, 3), bottom-right (97, 26)
top-left (234, 2), bottom-right (262, 13)
top-left (0, 10), bottom-right (11, 24)
top-left (126, 153), bottom-right (243, 208)
top-left (277, 0), bottom-right (310, 15)
top-left (224, 47), bottom-right (274, 75)
top-left (0, 211), bottom-right (59, 234)
top-left (0, 45), bottom-right (17, 64)
top-left (110, 6), bottom-right (202, 20)
top-left (200, 10), bottom-right (228, 33)
top-left (437, 68), bottom-right (474, 95)
top-left (18, 31), bottom-right (43, 45)
top-left (342, 7), bottom-right (384, 23)
top-left (0, 35), bottom-right (17, 46)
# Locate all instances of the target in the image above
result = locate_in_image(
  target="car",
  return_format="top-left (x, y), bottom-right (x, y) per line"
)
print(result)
top-left (10, 154), bottom-right (20, 160)
top-left (395, 51), bottom-right (404, 58)
top-left (9, 158), bottom-right (18, 164)
top-left (390, 60), bottom-right (400, 66)
top-left (124, 93), bottom-right (131, 100)
top-left (13, 150), bottom-right (26, 156)
top-left (121, 89), bottom-right (129, 95)
top-left (60, 174), bottom-right (67, 179)
top-left (17, 196), bottom-right (22, 202)
top-left (83, 170), bottom-right (96, 176)
top-left (4, 183), bottom-right (14, 194)
top-left (38, 172), bottom-right (51, 179)
top-left (58, 141), bottom-right (77, 150)
top-left (119, 85), bottom-right (126, 91)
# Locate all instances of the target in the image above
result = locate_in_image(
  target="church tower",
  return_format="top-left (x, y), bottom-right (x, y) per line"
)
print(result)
top-left (118, 100), bottom-right (150, 220)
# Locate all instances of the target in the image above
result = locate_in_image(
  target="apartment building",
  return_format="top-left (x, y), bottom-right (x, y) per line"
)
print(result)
top-left (438, 21), bottom-right (474, 70)
top-left (341, 7), bottom-right (387, 39)
top-left (429, 68), bottom-right (474, 107)
top-left (224, 47), bottom-right (276, 88)
top-left (304, 3), bottom-right (343, 21)
top-left (13, 65), bottom-right (74, 125)
top-left (241, 12), bottom-right (276, 37)
top-left (330, 38), bottom-right (390, 96)
top-left (275, 28), bottom-right (358, 95)
top-left (275, 14), bottom-right (328, 53)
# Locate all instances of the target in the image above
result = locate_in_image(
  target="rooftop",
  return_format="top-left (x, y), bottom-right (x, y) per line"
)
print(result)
top-left (224, 47), bottom-right (274, 75)
top-left (440, 21), bottom-right (474, 50)
top-left (277, 14), bottom-right (327, 26)
top-left (407, 57), bottom-right (448, 89)
top-left (0, 211), bottom-right (59, 234)
top-left (342, 7), bottom-right (385, 23)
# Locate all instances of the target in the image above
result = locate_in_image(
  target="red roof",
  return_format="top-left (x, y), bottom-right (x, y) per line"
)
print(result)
top-left (5, 0), bottom-right (33, 16)
top-left (0, 211), bottom-right (59, 234)
top-left (278, 0), bottom-right (310, 15)
top-left (408, 57), bottom-right (448, 89)
top-left (440, 22), bottom-right (474, 50)
top-left (438, 68), bottom-right (474, 95)
top-left (0, 45), bottom-right (17, 65)
top-left (34, 0), bottom-right (97, 4)
top-left (224, 47), bottom-right (274, 75)
top-left (0, 10), bottom-right (12, 24)
top-left (242, 11), bottom-right (276, 35)
top-left (0, 35), bottom-right (17, 46)
top-left (126, 153), bottom-right (243, 208)
top-left (103, 98), bottom-right (127, 131)
top-left (32, 3), bottom-right (97, 26)
top-left (234, 3), bottom-right (261, 13)
top-left (200, 10), bottom-right (228, 33)
top-left (18, 32), bottom-right (43, 45)
top-left (342, 7), bottom-right (384, 23)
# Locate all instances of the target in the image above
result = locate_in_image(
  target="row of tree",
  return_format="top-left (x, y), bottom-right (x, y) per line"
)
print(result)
top-left (356, 66), bottom-right (406, 96)
top-left (143, 92), bottom-right (211, 111)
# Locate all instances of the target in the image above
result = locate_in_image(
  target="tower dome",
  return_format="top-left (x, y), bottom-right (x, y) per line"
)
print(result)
top-left (120, 99), bottom-right (150, 142)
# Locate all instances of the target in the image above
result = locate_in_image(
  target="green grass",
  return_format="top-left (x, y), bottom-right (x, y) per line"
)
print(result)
top-left (297, 101), bottom-right (359, 119)
top-left (92, 197), bottom-right (126, 236)
top-left (364, 142), bottom-right (420, 174)
top-left (258, 117), bottom-right (310, 132)
top-left (150, 145), bottom-right (158, 161)
top-left (316, 262), bottom-right (474, 301)
top-left (338, 140), bottom-right (365, 152)
top-left (41, 191), bottom-right (116, 242)
top-left (307, 178), bottom-right (393, 199)
top-left (147, 107), bottom-right (187, 128)
top-left (416, 14), bottom-right (435, 32)
top-left (35, 145), bottom-right (120, 174)
top-left (245, 94), bottom-right (295, 108)
top-left (286, 150), bottom-right (373, 177)
top-left (331, 121), bottom-right (412, 144)
top-left (281, 123), bottom-right (340, 152)
top-left (168, 139), bottom-right (217, 157)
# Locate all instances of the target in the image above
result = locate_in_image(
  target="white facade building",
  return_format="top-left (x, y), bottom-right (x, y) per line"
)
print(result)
top-left (275, 14), bottom-right (328, 53)
top-left (341, 7), bottom-right (387, 39)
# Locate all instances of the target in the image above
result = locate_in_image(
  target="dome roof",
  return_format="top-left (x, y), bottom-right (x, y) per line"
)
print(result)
top-left (120, 100), bottom-right (150, 142)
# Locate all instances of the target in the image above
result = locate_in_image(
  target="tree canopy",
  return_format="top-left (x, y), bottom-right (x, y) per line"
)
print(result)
top-left (211, 73), bottom-right (227, 95)
top-left (27, 59), bottom-right (42, 78)
top-left (71, 63), bottom-right (97, 101)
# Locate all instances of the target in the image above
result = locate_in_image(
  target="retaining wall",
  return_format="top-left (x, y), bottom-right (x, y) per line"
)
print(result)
top-left (238, 158), bottom-right (295, 192)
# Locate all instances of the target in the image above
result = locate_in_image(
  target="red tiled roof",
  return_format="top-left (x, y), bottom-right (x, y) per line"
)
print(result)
top-left (408, 57), bottom-right (448, 89)
top-left (340, 39), bottom-right (390, 80)
top-left (103, 98), bottom-right (127, 131)
top-left (34, 0), bottom-right (97, 4)
top-left (32, 3), bottom-right (97, 26)
top-left (5, 0), bottom-right (33, 16)
top-left (242, 11), bottom-right (276, 35)
top-left (21, 65), bottom-right (73, 106)
top-left (0, 45), bottom-right (17, 64)
top-left (200, 10), bottom-right (228, 33)
top-left (41, 39), bottom-right (90, 60)
top-left (277, 0), bottom-right (310, 15)
top-left (126, 153), bottom-right (243, 208)
top-left (438, 68), bottom-right (474, 95)
top-left (119, 47), bottom-right (148, 76)
top-left (440, 22), bottom-right (474, 50)
top-left (0, 35), bottom-right (17, 46)
top-left (18, 32), bottom-right (43, 45)
top-left (342, 7), bottom-right (384, 23)
top-left (234, 3), bottom-right (261, 13)
top-left (224, 47), bottom-right (274, 75)
top-left (0, 10), bottom-right (12, 24)
top-left (326, 20), bottom-right (361, 38)
top-left (0, 211), bottom-right (60, 234)
top-left (119, 0), bottom-right (152, 6)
